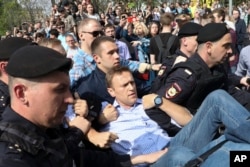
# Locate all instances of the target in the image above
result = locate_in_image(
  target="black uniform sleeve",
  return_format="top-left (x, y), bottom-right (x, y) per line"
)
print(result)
top-left (82, 149), bottom-right (132, 167)
top-left (157, 68), bottom-right (197, 105)
top-left (228, 73), bottom-right (241, 86)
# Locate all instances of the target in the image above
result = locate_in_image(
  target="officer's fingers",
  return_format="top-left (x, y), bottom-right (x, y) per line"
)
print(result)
top-left (74, 92), bottom-right (80, 99)
top-left (109, 133), bottom-right (119, 141)
top-left (103, 104), bottom-right (113, 112)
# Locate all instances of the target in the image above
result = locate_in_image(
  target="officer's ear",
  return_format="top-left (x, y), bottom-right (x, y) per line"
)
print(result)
top-left (0, 62), bottom-right (7, 74)
top-left (13, 84), bottom-right (29, 105)
top-left (205, 41), bottom-right (213, 54)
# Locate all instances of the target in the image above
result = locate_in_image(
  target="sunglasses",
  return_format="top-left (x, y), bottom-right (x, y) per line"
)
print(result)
top-left (57, 26), bottom-right (65, 29)
top-left (82, 31), bottom-right (103, 37)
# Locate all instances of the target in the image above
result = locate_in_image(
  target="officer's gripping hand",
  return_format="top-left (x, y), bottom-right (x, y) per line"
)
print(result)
top-left (68, 116), bottom-right (91, 135)
top-left (138, 63), bottom-right (162, 73)
top-left (240, 76), bottom-right (250, 87)
top-left (91, 131), bottom-right (119, 149)
top-left (99, 104), bottom-right (119, 124)
top-left (150, 64), bottom-right (162, 71)
top-left (73, 92), bottom-right (88, 117)
top-left (142, 93), bottom-right (158, 110)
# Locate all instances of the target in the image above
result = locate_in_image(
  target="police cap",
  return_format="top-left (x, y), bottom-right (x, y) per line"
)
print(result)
top-left (6, 45), bottom-right (72, 78)
top-left (178, 22), bottom-right (203, 38)
top-left (197, 23), bottom-right (229, 44)
top-left (0, 37), bottom-right (33, 61)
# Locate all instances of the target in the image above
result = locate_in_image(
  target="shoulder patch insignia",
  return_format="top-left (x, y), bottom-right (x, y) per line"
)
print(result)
top-left (157, 66), bottom-right (166, 76)
top-left (165, 83), bottom-right (182, 98)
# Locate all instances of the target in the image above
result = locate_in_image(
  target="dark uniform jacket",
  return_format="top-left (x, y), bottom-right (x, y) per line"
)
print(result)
top-left (0, 80), bottom-right (9, 118)
top-left (155, 53), bottom-right (250, 113)
top-left (0, 107), bottom-right (132, 167)
top-left (0, 107), bottom-right (73, 167)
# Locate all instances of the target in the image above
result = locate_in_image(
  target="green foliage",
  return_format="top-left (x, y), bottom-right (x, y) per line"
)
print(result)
top-left (0, 0), bottom-right (28, 35)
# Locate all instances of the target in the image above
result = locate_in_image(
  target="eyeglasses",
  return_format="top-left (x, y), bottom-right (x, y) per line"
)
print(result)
top-left (66, 40), bottom-right (75, 43)
top-left (81, 31), bottom-right (103, 37)
top-left (57, 26), bottom-right (65, 29)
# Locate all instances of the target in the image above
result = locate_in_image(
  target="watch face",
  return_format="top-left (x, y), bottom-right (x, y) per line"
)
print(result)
top-left (155, 97), bottom-right (162, 105)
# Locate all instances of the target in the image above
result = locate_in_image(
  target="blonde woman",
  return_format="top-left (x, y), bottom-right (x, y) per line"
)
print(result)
top-left (131, 22), bottom-right (150, 63)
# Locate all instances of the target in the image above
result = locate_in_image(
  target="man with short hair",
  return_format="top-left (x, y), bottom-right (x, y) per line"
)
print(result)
top-left (49, 28), bottom-right (59, 39)
top-left (58, 7), bottom-right (77, 34)
top-left (104, 23), bottom-right (131, 60)
top-left (57, 21), bottom-right (77, 51)
top-left (65, 34), bottom-right (81, 59)
top-left (149, 22), bottom-right (202, 134)
top-left (149, 13), bottom-right (179, 64)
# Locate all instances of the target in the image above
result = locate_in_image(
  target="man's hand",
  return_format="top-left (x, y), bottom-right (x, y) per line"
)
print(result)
top-left (119, 17), bottom-right (127, 27)
top-left (68, 116), bottom-right (91, 134)
top-left (240, 76), bottom-right (250, 87)
top-left (131, 148), bottom-right (168, 165)
top-left (89, 131), bottom-right (119, 149)
top-left (142, 93), bottom-right (158, 110)
top-left (144, 148), bottom-right (168, 164)
top-left (99, 104), bottom-right (118, 124)
top-left (151, 64), bottom-right (162, 71)
top-left (73, 92), bottom-right (88, 117)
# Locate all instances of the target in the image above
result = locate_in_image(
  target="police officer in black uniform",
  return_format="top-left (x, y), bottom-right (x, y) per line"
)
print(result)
top-left (0, 37), bottom-right (32, 116)
top-left (0, 46), bottom-right (166, 167)
top-left (151, 22), bottom-right (203, 93)
top-left (148, 22), bottom-right (202, 135)
top-left (152, 23), bottom-right (250, 115)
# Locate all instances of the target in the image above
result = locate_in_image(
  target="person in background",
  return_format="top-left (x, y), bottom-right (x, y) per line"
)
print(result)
top-left (0, 37), bottom-right (32, 116)
top-left (232, 7), bottom-right (247, 54)
top-left (49, 28), bottom-right (60, 39)
top-left (38, 38), bottom-right (66, 56)
top-left (84, 3), bottom-right (100, 21)
top-left (65, 34), bottom-right (81, 59)
top-left (147, 21), bottom-right (160, 38)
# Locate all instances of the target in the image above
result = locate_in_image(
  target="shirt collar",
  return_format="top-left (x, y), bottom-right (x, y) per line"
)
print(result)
top-left (113, 98), bottom-right (142, 108)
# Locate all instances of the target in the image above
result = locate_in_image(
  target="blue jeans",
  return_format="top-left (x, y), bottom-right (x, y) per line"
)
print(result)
top-left (151, 89), bottom-right (250, 167)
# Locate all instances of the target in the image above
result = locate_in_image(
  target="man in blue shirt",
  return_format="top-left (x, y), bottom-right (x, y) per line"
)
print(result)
top-left (70, 18), bottom-right (158, 87)
top-left (99, 66), bottom-right (250, 167)
top-left (73, 36), bottom-right (161, 149)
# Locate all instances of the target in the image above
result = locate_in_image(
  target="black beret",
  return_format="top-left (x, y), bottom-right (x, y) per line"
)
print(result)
top-left (197, 23), bottom-right (229, 44)
top-left (178, 22), bottom-right (203, 38)
top-left (0, 37), bottom-right (32, 61)
top-left (6, 46), bottom-right (72, 78)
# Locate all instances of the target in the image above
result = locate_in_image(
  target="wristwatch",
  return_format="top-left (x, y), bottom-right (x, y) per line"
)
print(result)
top-left (154, 95), bottom-right (163, 108)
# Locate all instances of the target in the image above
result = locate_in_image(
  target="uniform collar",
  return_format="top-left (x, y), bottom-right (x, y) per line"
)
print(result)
top-left (2, 106), bottom-right (45, 135)
top-left (192, 53), bottom-right (211, 72)
top-left (176, 49), bottom-right (189, 58)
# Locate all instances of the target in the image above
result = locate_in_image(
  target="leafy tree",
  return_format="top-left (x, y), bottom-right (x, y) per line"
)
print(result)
top-left (0, 0), bottom-right (26, 35)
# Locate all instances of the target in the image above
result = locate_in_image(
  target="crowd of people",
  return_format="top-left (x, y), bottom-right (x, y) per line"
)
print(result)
top-left (0, 0), bottom-right (250, 167)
